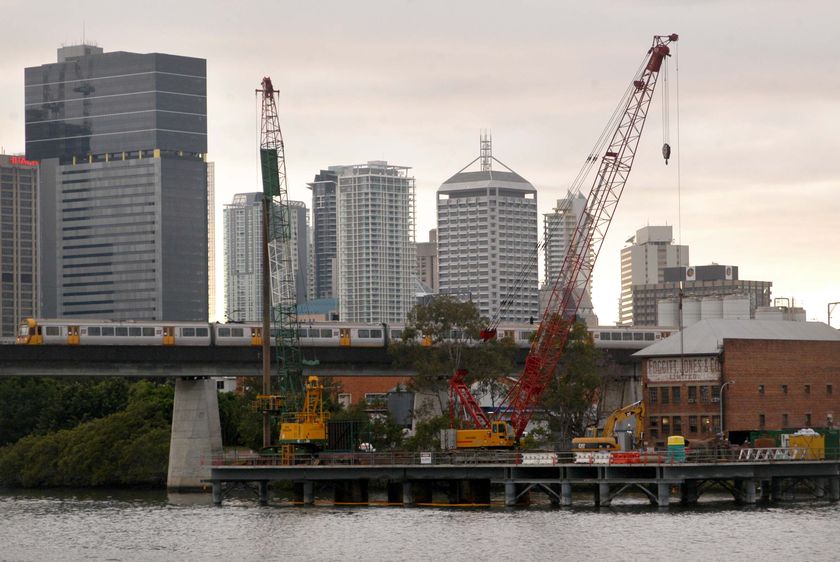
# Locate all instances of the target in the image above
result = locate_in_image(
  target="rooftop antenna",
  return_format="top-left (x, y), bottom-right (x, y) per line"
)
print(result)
top-left (480, 130), bottom-right (492, 172)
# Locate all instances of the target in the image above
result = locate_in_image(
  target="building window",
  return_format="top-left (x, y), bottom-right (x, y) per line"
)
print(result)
top-left (687, 386), bottom-right (697, 404)
top-left (712, 415), bottom-right (720, 434)
top-left (700, 386), bottom-right (710, 404)
top-left (828, 384), bottom-right (834, 396)
top-left (759, 414), bottom-right (766, 429)
top-left (805, 413), bottom-right (812, 426)
top-left (782, 413), bottom-right (789, 427)
top-left (661, 387), bottom-right (670, 405)
top-left (216, 380), bottom-right (225, 390)
top-left (649, 387), bottom-right (658, 404)
top-left (701, 416), bottom-right (712, 433)
top-left (673, 416), bottom-right (682, 434)
top-left (672, 386), bottom-right (681, 404)
top-left (712, 385), bottom-right (721, 402)
top-left (758, 384), bottom-right (765, 395)
top-left (781, 384), bottom-right (788, 394)
top-left (661, 416), bottom-right (670, 435)
top-left (804, 384), bottom-right (811, 395)
top-left (337, 393), bottom-right (352, 409)
top-left (689, 416), bottom-right (698, 433)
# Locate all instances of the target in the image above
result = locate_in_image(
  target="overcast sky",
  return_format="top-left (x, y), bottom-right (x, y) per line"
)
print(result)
top-left (2, 0), bottom-right (838, 325)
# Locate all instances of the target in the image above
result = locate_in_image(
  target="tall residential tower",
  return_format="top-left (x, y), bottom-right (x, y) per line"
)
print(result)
top-left (335, 161), bottom-right (415, 323)
top-left (437, 138), bottom-right (538, 322)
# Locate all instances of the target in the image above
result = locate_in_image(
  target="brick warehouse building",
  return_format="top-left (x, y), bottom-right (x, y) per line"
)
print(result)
top-left (634, 319), bottom-right (840, 446)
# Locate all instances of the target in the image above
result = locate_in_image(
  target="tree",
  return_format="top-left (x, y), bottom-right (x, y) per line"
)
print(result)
top-left (389, 295), bottom-right (517, 416)
top-left (537, 320), bottom-right (614, 448)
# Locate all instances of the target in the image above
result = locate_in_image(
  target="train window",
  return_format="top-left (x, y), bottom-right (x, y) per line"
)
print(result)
top-left (358, 329), bottom-right (370, 338)
top-left (116, 327), bottom-right (128, 336)
top-left (370, 329), bottom-right (382, 338)
top-left (129, 327), bottom-right (141, 337)
top-left (101, 327), bottom-right (115, 336)
top-left (645, 333), bottom-right (655, 341)
top-left (622, 332), bottom-right (633, 341)
top-left (231, 328), bottom-right (244, 338)
top-left (182, 328), bottom-right (195, 337)
top-left (633, 332), bottom-right (644, 341)
top-left (196, 328), bottom-right (208, 337)
top-left (391, 329), bottom-right (403, 340)
top-left (610, 332), bottom-right (622, 340)
top-left (46, 326), bottom-right (61, 336)
top-left (88, 327), bottom-right (101, 336)
top-left (218, 327), bottom-right (230, 337)
top-left (299, 329), bottom-right (309, 338)
top-left (321, 329), bottom-right (333, 337)
top-left (598, 332), bottom-right (609, 340)
top-left (143, 328), bottom-right (155, 337)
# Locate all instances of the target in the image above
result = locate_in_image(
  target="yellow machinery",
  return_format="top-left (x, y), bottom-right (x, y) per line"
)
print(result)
top-left (452, 421), bottom-right (515, 449)
top-left (572, 401), bottom-right (646, 451)
top-left (279, 376), bottom-right (328, 445)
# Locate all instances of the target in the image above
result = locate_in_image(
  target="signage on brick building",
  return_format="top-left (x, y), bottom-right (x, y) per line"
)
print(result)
top-left (647, 356), bottom-right (720, 382)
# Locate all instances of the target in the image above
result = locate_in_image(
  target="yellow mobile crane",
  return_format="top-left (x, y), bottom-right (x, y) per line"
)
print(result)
top-left (572, 401), bottom-right (646, 451)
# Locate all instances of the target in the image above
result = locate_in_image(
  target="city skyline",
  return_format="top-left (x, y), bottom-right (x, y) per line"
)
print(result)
top-left (1, 1), bottom-right (839, 324)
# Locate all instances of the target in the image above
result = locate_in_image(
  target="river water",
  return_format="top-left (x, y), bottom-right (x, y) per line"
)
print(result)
top-left (1, 488), bottom-right (838, 561)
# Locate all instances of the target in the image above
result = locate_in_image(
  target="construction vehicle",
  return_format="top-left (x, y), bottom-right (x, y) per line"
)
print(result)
top-left (449, 34), bottom-right (678, 448)
top-left (279, 376), bottom-right (328, 447)
top-left (572, 401), bottom-right (646, 451)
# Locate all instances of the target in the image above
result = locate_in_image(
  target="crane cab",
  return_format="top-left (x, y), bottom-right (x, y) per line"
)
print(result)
top-left (454, 421), bottom-right (515, 449)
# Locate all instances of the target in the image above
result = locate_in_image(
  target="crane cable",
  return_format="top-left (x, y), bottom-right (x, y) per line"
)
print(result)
top-left (487, 51), bottom-right (650, 333)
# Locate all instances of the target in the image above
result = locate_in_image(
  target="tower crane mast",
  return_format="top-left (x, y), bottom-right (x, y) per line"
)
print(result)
top-left (450, 34), bottom-right (678, 446)
top-left (257, 77), bottom-right (304, 409)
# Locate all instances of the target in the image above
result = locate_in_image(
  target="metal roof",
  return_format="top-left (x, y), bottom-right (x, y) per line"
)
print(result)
top-left (634, 319), bottom-right (840, 358)
top-left (439, 170), bottom-right (535, 194)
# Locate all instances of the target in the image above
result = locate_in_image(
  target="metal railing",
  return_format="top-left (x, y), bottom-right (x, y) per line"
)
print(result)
top-left (208, 447), bottom-right (839, 468)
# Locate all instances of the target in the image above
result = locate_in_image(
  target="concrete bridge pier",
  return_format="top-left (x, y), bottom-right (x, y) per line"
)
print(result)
top-left (402, 481), bottom-right (415, 506)
top-left (212, 481), bottom-right (222, 506)
top-left (742, 479), bottom-right (757, 504)
top-left (561, 482), bottom-right (573, 506)
top-left (657, 482), bottom-right (670, 507)
top-left (167, 377), bottom-right (223, 491)
top-left (258, 481), bottom-right (269, 506)
top-left (596, 483), bottom-right (611, 507)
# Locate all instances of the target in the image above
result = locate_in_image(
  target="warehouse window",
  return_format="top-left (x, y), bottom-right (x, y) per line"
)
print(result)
top-left (759, 414), bottom-right (765, 429)
top-left (661, 387), bottom-right (669, 405)
top-left (805, 413), bottom-right (812, 426)
top-left (758, 384), bottom-right (764, 395)
top-left (781, 384), bottom-right (788, 395)
top-left (687, 386), bottom-right (697, 404)
top-left (804, 384), bottom-right (811, 395)
top-left (700, 386), bottom-right (710, 403)
top-left (782, 413), bottom-right (789, 427)
top-left (649, 387), bottom-right (658, 404)
top-left (672, 386), bottom-right (681, 404)
top-left (828, 384), bottom-right (834, 396)
top-left (673, 416), bottom-right (682, 434)
top-left (689, 416), bottom-right (698, 433)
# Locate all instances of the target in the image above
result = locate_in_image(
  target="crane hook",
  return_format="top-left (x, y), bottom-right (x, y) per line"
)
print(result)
top-left (662, 142), bottom-right (671, 165)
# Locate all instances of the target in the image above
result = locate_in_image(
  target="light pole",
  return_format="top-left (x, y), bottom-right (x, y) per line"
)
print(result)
top-left (829, 302), bottom-right (840, 328)
top-left (719, 380), bottom-right (735, 442)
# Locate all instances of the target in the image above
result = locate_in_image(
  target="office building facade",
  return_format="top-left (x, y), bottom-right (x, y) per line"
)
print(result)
top-left (619, 225), bottom-right (688, 325)
top-left (416, 228), bottom-right (438, 292)
top-left (0, 155), bottom-right (38, 337)
top-left (437, 148), bottom-right (538, 323)
top-left (26, 44), bottom-right (208, 320)
top-left (335, 161), bottom-right (415, 323)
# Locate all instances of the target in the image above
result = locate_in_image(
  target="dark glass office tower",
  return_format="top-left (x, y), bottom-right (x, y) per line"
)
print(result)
top-left (25, 45), bottom-right (208, 321)
top-left (307, 169), bottom-right (338, 299)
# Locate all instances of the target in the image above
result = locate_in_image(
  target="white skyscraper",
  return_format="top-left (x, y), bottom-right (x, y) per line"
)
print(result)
top-left (619, 225), bottom-right (689, 325)
top-left (335, 161), bottom-right (416, 323)
top-left (223, 193), bottom-right (308, 322)
top-left (542, 190), bottom-right (597, 325)
top-left (437, 137), bottom-right (539, 323)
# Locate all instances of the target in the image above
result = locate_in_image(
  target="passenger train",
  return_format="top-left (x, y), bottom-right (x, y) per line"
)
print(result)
top-left (16, 318), bottom-right (670, 350)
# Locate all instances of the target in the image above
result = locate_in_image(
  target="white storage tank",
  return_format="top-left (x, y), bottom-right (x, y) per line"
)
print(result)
top-left (657, 298), bottom-right (679, 327)
top-left (700, 296), bottom-right (723, 320)
top-left (723, 294), bottom-right (751, 320)
top-left (683, 297), bottom-right (702, 327)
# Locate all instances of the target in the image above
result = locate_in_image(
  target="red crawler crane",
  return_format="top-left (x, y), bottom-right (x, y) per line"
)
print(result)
top-left (450, 34), bottom-right (678, 448)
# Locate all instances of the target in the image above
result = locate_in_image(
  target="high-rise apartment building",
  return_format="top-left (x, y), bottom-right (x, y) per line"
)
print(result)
top-left (0, 155), bottom-right (38, 338)
top-left (307, 169), bottom-right (338, 299)
top-left (542, 190), bottom-right (596, 323)
top-left (619, 225), bottom-right (688, 325)
top-left (416, 228), bottom-right (438, 292)
top-left (335, 161), bottom-right (415, 323)
top-left (26, 45), bottom-right (208, 320)
top-left (223, 193), bottom-right (308, 322)
top-left (437, 140), bottom-right (538, 323)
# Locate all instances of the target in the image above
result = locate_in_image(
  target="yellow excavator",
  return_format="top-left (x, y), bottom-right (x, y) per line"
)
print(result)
top-left (571, 401), bottom-right (646, 451)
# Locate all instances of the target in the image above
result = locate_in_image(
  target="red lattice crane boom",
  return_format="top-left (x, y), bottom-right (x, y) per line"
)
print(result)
top-left (451, 34), bottom-right (678, 445)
